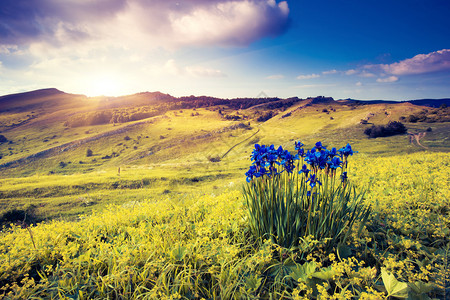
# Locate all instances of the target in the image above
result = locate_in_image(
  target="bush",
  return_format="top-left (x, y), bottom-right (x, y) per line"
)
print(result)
top-left (364, 121), bottom-right (407, 138)
top-left (256, 111), bottom-right (275, 122)
top-left (0, 135), bottom-right (7, 143)
top-left (208, 155), bottom-right (221, 162)
top-left (407, 114), bottom-right (420, 123)
top-left (86, 148), bottom-right (93, 157)
top-left (0, 206), bottom-right (40, 227)
top-left (243, 141), bottom-right (370, 251)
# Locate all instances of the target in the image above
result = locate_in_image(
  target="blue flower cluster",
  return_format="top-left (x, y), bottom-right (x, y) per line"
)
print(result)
top-left (245, 144), bottom-right (297, 182)
top-left (246, 141), bottom-right (356, 186)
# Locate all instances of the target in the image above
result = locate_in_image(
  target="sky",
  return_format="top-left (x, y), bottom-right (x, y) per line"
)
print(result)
top-left (1, 0), bottom-right (450, 100)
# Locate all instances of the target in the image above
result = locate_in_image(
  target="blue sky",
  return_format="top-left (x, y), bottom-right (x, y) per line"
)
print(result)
top-left (1, 0), bottom-right (449, 100)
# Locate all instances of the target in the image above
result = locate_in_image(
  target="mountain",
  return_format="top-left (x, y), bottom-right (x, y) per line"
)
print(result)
top-left (0, 88), bottom-right (86, 112)
top-left (406, 98), bottom-right (450, 108)
top-left (338, 98), bottom-right (450, 108)
top-left (0, 88), bottom-right (448, 178)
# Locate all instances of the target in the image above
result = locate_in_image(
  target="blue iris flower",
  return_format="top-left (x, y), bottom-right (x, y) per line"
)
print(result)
top-left (306, 174), bottom-right (322, 188)
top-left (281, 150), bottom-right (296, 173)
top-left (306, 149), bottom-right (328, 169)
top-left (245, 165), bottom-right (257, 182)
top-left (311, 141), bottom-right (326, 152)
top-left (330, 147), bottom-right (337, 157)
top-left (341, 171), bottom-right (348, 183)
top-left (299, 164), bottom-right (310, 176)
top-left (327, 156), bottom-right (343, 170)
top-left (295, 141), bottom-right (305, 150)
top-left (338, 143), bottom-right (356, 158)
top-left (315, 141), bottom-right (323, 150)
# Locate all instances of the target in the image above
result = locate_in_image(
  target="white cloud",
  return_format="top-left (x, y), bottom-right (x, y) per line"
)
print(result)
top-left (164, 59), bottom-right (226, 78)
top-left (322, 69), bottom-right (337, 75)
top-left (376, 76), bottom-right (399, 83)
top-left (379, 49), bottom-right (450, 75)
top-left (170, 1), bottom-right (289, 47)
top-left (296, 73), bottom-right (320, 80)
top-left (355, 81), bottom-right (362, 86)
top-left (0, 45), bottom-right (19, 54)
top-left (1, 0), bottom-right (290, 50)
top-left (359, 71), bottom-right (375, 78)
top-left (164, 59), bottom-right (183, 76)
top-left (295, 84), bottom-right (336, 88)
top-left (266, 74), bottom-right (284, 79)
top-left (186, 66), bottom-right (226, 78)
top-left (345, 69), bottom-right (357, 75)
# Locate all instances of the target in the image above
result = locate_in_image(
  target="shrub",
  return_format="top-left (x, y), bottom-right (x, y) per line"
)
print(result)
top-left (243, 141), bottom-right (370, 251)
top-left (256, 111), bottom-right (275, 122)
top-left (208, 155), bottom-right (221, 162)
top-left (0, 135), bottom-right (7, 143)
top-left (0, 206), bottom-right (40, 227)
top-left (364, 121), bottom-right (407, 138)
top-left (86, 148), bottom-right (93, 157)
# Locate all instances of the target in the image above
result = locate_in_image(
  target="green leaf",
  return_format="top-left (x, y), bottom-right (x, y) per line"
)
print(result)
top-left (337, 243), bottom-right (352, 260)
top-left (381, 268), bottom-right (410, 299)
top-left (408, 281), bottom-right (435, 296)
top-left (245, 275), bottom-right (262, 293)
top-left (170, 245), bottom-right (188, 261)
top-left (288, 261), bottom-right (317, 283)
top-left (312, 266), bottom-right (339, 281)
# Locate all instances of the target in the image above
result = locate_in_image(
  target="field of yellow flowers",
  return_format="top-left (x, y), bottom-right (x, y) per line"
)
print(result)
top-left (0, 151), bottom-right (449, 299)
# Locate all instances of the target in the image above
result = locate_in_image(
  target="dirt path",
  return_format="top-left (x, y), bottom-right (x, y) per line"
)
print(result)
top-left (221, 129), bottom-right (260, 159)
top-left (408, 131), bottom-right (427, 148)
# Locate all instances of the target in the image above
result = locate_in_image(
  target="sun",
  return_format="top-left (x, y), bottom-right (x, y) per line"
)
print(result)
top-left (86, 75), bottom-right (123, 97)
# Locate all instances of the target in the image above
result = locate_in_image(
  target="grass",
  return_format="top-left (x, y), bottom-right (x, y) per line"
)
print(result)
top-left (1, 100), bottom-right (448, 220)
top-left (0, 94), bottom-right (449, 298)
top-left (0, 152), bottom-right (449, 299)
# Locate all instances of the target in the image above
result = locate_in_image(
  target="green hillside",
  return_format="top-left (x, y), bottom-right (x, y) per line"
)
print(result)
top-left (0, 89), bottom-right (449, 223)
top-left (0, 89), bottom-right (449, 299)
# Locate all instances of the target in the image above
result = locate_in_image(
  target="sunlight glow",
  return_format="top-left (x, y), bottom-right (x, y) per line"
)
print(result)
top-left (85, 75), bottom-right (123, 97)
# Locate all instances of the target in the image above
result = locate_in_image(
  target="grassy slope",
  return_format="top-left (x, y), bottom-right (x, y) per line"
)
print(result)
top-left (0, 92), bottom-right (449, 222)
top-left (0, 152), bottom-right (448, 299)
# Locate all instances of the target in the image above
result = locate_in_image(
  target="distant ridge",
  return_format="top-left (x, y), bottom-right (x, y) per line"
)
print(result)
top-left (0, 88), bottom-right (64, 103)
top-left (406, 98), bottom-right (450, 108)
top-left (338, 98), bottom-right (450, 108)
top-left (1, 88), bottom-right (448, 110)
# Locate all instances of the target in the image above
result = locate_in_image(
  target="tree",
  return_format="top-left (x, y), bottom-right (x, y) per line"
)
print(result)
top-left (86, 148), bottom-right (93, 157)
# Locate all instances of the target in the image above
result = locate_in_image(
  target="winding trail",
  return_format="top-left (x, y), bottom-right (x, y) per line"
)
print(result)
top-left (408, 131), bottom-right (428, 149)
top-left (221, 129), bottom-right (260, 159)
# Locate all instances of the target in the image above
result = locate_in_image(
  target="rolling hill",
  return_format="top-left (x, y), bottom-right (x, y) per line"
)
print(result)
top-left (0, 89), bottom-right (449, 300)
top-left (0, 89), bottom-right (449, 176)
top-left (0, 88), bottom-right (448, 221)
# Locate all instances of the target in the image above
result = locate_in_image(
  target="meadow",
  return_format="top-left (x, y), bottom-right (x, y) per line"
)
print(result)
top-left (0, 91), bottom-right (449, 299)
top-left (0, 151), bottom-right (448, 299)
